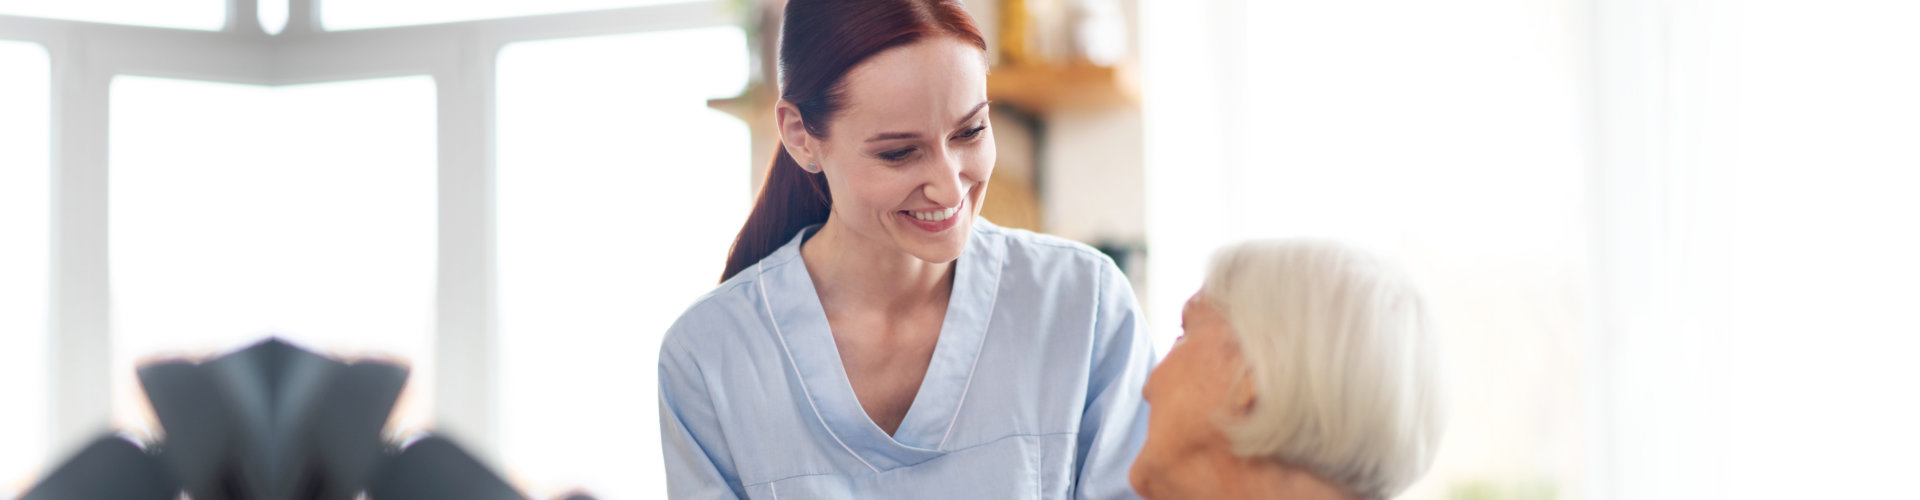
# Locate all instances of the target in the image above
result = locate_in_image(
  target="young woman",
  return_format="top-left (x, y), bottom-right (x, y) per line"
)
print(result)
top-left (656, 0), bottom-right (1153, 498)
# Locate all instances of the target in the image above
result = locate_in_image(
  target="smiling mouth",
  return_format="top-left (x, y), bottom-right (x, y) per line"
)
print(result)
top-left (903, 203), bottom-right (961, 222)
top-left (898, 199), bottom-right (966, 232)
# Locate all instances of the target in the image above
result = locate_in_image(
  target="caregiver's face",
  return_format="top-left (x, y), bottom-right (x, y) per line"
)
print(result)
top-left (1130, 293), bottom-right (1248, 499)
top-left (813, 36), bottom-right (994, 264)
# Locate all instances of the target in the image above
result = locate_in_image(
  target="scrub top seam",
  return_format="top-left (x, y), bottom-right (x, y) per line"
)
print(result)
top-left (742, 431), bottom-right (1078, 487)
top-left (898, 431), bottom-right (1081, 469)
top-left (1086, 256), bottom-right (1108, 414)
top-left (984, 225), bottom-right (1108, 260)
top-left (937, 234), bottom-right (1004, 450)
top-left (745, 472), bottom-right (837, 488)
top-left (758, 260), bottom-right (881, 474)
top-left (1018, 238), bottom-right (1103, 254)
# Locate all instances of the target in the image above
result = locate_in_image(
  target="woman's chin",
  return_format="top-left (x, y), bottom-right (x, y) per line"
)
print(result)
top-left (895, 219), bottom-right (971, 263)
top-left (903, 242), bottom-right (966, 265)
top-left (1128, 463), bottom-right (1161, 500)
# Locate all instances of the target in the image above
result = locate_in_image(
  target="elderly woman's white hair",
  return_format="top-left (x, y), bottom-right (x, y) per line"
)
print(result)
top-left (1200, 239), bottom-right (1444, 500)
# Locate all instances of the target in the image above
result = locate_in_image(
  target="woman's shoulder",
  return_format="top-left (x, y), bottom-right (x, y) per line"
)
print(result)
top-left (660, 266), bottom-right (774, 356)
top-left (667, 233), bottom-right (812, 336)
top-left (973, 219), bottom-right (1120, 277)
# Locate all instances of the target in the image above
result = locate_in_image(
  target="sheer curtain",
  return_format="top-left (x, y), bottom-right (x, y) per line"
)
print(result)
top-left (1144, 1), bottom-right (1591, 497)
top-left (1142, 0), bottom-right (1920, 498)
top-left (1657, 1), bottom-right (1920, 498)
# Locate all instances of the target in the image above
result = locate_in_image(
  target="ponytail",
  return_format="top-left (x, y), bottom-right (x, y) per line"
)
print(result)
top-left (721, 143), bottom-right (832, 282)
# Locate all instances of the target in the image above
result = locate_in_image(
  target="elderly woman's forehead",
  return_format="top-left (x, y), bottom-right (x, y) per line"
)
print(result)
top-left (1182, 293), bottom-right (1219, 321)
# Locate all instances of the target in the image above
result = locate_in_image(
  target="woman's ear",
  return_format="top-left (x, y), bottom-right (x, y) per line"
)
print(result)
top-left (776, 101), bottom-right (817, 168)
top-left (1227, 368), bottom-right (1257, 417)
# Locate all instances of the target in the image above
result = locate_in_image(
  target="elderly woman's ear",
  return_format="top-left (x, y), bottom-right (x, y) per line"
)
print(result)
top-left (1208, 325), bottom-right (1261, 419)
top-left (1227, 374), bottom-right (1257, 417)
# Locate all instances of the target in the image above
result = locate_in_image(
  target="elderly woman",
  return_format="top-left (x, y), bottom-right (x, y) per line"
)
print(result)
top-left (1129, 240), bottom-right (1444, 500)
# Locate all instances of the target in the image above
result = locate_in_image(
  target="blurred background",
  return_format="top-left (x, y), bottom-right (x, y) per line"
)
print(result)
top-left (3, 0), bottom-right (1919, 498)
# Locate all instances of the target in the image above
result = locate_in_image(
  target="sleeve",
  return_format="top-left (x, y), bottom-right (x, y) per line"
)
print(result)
top-left (1073, 258), bottom-right (1156, 500)
top-left (658, 334), bottom-right (748, 500)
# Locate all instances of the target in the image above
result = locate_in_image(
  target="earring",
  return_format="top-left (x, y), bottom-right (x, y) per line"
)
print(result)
top-left (805, 163), bottom-right (820, 173)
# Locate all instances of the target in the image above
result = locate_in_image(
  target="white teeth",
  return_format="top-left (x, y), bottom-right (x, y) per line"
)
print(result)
top-left (907, 203), bottom-right (962, 222)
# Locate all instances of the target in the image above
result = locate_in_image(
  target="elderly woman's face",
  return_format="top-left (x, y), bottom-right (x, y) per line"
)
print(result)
top-left (1129, 292), bottom-right (1253, 499)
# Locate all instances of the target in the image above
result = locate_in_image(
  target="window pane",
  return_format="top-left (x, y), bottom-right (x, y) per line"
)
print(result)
top-left (108, 75), bottom-right (438, 440)
top-left (496, 27), bottom-right (748, 500)
top-left (1238, 2), bottom-right (1591, 497)
top-left (0, 0), bottom-right (225, 31)
top-left (0, 40), bottom-right (50, 499)
top-left (323, 0), bottom-right (705, 31)
top-left (258, 0), bottom-right (288, 35)
top-left (1689, 2), bottom-right (1920, 497)
top-left (1146, 1), bottom-right (1590, 498)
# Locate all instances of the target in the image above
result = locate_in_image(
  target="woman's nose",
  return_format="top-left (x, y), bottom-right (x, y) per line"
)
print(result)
top-left (922, 152), bottom-right (968, 207)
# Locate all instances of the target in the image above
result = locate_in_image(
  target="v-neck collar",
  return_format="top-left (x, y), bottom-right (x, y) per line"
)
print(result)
top-left (756, 222), bottom-right (1005, 471)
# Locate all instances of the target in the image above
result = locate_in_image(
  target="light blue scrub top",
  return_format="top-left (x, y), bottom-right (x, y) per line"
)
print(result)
top-left (658, 220), bottom-right (1153, 499)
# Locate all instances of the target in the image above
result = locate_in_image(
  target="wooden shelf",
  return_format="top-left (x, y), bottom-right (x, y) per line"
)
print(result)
top-left (987, 63), bottom-right (1139, 114)
top-left (708, 82), bottom-right (781, 189)
top-left (714, 63), bottom-right (1139, 119)
top-left (707, 82), bottom-right (774, 125)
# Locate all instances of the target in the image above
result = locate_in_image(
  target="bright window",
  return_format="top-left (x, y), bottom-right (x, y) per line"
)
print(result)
top-left (107, 75), bottom-right (439, 441)
top-left (1146, 0), bottom-right (1591, 498)
top-left (0, 0), bottom-right (225, 31)
top-left (1237, 2), bottom-right (1590, 497)
top-left (1148, 1), bottom-right (1920, 498)
top-left (0, 40), bottom-right (51, 499)
top-left (1685, 1), bottom-right (1920, 497)
top-left (258, 0), bottom-right (288, 35)
top-left (495, 27), bottom-right (748, 500)
top-left (322, 0), bottom-right (704, 31)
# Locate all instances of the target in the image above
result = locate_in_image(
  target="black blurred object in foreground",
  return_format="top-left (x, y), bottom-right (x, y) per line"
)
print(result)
top-left (21, 338), bottom-right (536, 500)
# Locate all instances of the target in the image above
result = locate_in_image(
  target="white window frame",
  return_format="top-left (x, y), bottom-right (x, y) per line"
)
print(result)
top-left (0, 0), bottom-right (736, 464)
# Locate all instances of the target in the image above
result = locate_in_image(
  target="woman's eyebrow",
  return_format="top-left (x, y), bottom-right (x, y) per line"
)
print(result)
top-left (952, 100), bottom-right (990, 128)
top-left (865, 131), bottom-right (919, 142)
top-left (863, 100), bottom-right (992, 143)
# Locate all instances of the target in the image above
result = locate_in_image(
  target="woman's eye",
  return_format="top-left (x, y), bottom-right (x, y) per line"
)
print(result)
top-left (878, 148), bottom-right (915, 162)
top-left (957, 124), bottom-right (987, 140)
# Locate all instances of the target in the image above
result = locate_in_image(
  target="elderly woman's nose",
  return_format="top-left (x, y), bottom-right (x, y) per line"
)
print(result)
top-left (1141, 376), bottom-right (1164, 404)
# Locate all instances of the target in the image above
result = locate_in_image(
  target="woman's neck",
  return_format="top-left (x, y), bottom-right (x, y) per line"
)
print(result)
top-left (800, 215), bottom-right (954, 315)
top-left (1172, 451), bottom-right (1355, 500)
top-left (1238, 460), bottom-right (1353, 500)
